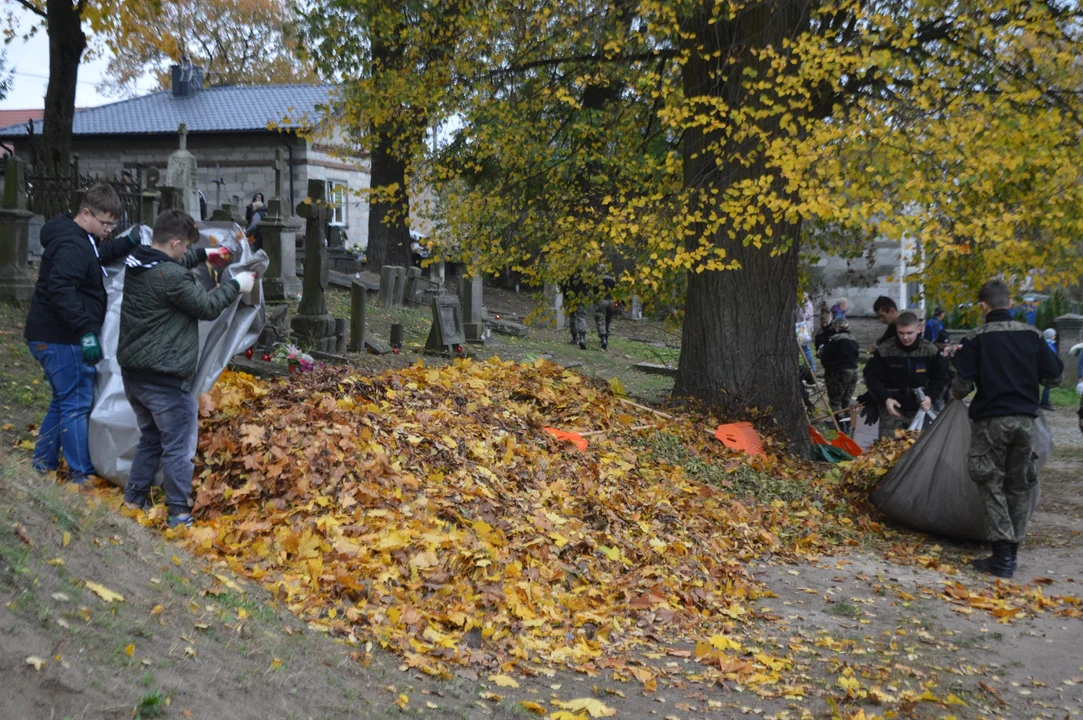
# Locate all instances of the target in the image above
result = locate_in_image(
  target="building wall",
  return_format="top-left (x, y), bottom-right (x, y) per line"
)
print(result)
top-left (808, 237), bottom-right (925, 317)
top-left (6, 132), bottom-right (375, 247)
top-left (296, 143), bottom-right (370, 249)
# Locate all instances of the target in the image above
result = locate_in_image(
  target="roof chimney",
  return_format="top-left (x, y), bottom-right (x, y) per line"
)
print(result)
top-left (171, 60), bottom-right (203, 98)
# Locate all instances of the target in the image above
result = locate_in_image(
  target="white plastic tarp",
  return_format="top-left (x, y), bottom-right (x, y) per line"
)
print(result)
top-left (88, 223), bottom-right (269, 486)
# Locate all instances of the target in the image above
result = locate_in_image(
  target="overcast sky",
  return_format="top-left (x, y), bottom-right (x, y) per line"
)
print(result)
top-left (1, 33), bottom-right (154, 110)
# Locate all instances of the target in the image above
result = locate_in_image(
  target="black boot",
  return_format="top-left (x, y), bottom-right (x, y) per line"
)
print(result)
top-left (578, 332), bottom-right (587, 350)
top-left (970, 540), bottom-right (1015, 579)
top-left (600, 334), bottom-right (608, 350)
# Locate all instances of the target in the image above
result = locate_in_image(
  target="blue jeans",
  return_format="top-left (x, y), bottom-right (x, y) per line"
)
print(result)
top-left (123, 376), bottom-right (198, 516)
top-left (801, 342), bottom-right (817, 372)
top-left (27, 342), bottom-right (96, 480)
top-left (1041, 386), bottom-right (1052, 407)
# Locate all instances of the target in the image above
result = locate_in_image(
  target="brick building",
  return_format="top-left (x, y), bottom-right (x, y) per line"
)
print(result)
top-left (0, 67), bottom-right (371, 247)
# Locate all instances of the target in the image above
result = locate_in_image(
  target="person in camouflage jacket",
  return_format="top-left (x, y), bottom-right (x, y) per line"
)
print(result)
top-left (952, 279), bottom-right (1063, 579)
top-left (819, 318), bottom-right (859, 432)
top-left (863, 311), bottom-right (949, 438)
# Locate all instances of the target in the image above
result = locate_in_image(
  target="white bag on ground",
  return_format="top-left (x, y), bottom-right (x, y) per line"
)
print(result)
top-left (870, 400), bottom-right (1052, 541)
top-left (88, 224), bottom-right (269, 486)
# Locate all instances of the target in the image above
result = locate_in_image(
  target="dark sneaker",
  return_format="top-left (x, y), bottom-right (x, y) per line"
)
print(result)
top-left (166, 514), bottom-right (194, 529)
top-left (1040, 404), bottom-right (1055, 412)
top-left (124, 497), bottom-right (151, 513)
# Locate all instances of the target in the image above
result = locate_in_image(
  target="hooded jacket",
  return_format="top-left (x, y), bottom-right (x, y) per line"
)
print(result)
top-left (23, 215), bottom-right (137, 345)
top-left (116, 244), bottom-right (240, 391)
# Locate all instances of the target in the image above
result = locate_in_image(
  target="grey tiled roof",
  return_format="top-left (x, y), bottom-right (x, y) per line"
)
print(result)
top-left (0, 84), bottom-right (334, 137)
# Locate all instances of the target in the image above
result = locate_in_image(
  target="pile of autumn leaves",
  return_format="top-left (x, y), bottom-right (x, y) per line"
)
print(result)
top-left (185, 359), bottom-right (850, 679)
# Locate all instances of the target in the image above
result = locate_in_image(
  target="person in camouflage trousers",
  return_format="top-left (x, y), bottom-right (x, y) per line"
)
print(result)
top-left (952, 279), bottom-right (1063, 579)
top-left (819, 318), bottom-right (859, 432)
top-left (864, 312), bottom-right (949, 439)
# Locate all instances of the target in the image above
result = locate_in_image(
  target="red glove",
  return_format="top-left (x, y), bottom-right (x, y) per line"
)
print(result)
top-left (206, 247), bottom-right (233, 267)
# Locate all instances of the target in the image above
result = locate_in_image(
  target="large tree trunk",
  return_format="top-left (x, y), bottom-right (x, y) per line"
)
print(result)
top-left (674, 0), bottom-right (812, 456)
top-left (41, 0), bottom-right (86, 174)
top-left (366, 127), bottom-right (413, 274)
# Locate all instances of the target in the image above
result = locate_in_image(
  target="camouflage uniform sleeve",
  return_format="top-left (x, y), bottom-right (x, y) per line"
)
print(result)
top-left (951, 336), bottom-right (977, 399)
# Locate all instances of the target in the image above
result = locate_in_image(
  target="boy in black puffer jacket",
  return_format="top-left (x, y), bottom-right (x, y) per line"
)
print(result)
top-left (116, 210), bottom-right (256, 528)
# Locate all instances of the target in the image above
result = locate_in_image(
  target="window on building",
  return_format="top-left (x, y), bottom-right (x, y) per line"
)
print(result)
top-left (327, 180), bottom-right (348, 226)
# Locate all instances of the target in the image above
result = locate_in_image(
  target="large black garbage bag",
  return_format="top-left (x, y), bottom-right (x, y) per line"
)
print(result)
top-left (870, 400), bottom-right (1052, 541)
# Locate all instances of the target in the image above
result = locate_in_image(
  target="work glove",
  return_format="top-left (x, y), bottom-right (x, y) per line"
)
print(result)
top-left (231, 271), bottom-right (256, 293)
top-left (1070, 342), bottom-right (1083, 357)
top-left (856, 391), bottom-right (878, 425)
top-left (80, 333), bottom-right (102, 364)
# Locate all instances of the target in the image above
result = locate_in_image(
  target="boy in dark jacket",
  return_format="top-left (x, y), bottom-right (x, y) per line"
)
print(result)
top-left (864, 311), bottom-right (949, 438)
top-left (117, 210), bottom-right (255, 527)
top-left (819, 318), bottom-right (860, 431)
top-left (24, 184), bottom-right (137, 483)
top-left (951, 279), bottom-right (1063, 578)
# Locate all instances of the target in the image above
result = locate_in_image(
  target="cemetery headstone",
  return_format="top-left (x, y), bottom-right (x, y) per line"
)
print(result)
top-left (290, 179), bottom-right (337, 351)
top-left (406, 267), bottom-right (424, 305)
top-left (27, 215), bottom-right (44, 259)
top-left (424, 295), bottom-right (466, 354)
top-left (378, 266), bottom-right (397, 307)
top-left (166, 124), bottom-right (201, 218)
top-left (391, 266), bottom-right (408, 307)
top-left (334, 318), bottom-right (348, 354)
top-left (460, 270), bottom-right (486, 342)
top-left (260, 151), bottom-right (302, 302)
top-left (348, 279), bottom-right (368, 352)
top-left (159, 186), bottom-right (187, 213)
top-left (0, 156), bottom-right (34, 301)
top-left (629, 295), bottom-right (644, 321)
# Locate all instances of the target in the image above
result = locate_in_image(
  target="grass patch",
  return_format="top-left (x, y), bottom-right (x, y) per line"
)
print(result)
top-left (134, 689), bottom-right (167, 719)
top-left (825, 602), bottom-right (863, 619)
top-left (208, 589), bottom-right (276, 624)
top-left (1050, 386), bottom-right (1080, 409)
top-left (636, 430), bottom-right (809, 504)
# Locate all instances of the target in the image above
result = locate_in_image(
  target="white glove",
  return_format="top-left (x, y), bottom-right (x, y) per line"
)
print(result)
top-left (232, 271), bottom-right (256, 293)
top-left (1070, 342), bottom-right (1083, 357)
top-left (1076, 380), bottom-right (1083, 397)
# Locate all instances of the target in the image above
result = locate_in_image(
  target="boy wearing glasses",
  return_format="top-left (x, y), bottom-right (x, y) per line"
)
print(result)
top-left (116, 210), bottom-right (254, 527)
top-left (24, 184), bottom-right (139, 484)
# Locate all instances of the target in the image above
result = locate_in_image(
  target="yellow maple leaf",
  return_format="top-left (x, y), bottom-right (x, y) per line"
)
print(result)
top-left (520, 701), bottom-right (546, 715)
top-left (85, 581), bottom-right (124, 603)
top-left (553, 698), bottom-right (616, 718)
top-left (125, 643), bottom-right (135, 657)
top-left (489, 674), bottom-right (520, 688)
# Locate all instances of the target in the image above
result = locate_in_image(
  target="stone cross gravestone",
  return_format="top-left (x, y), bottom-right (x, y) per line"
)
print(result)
top-left (0, 155), bottom-right (34, 301)
top-left (259, 150), bottom-right (302, 302)
top-left (166, 124), bottom-right (201, 218)
top-left (290, 179), bottom-right (337, 351)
